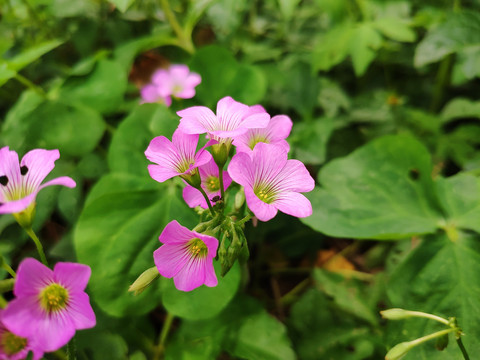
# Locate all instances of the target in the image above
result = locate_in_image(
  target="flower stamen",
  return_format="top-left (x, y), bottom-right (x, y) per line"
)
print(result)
top-left (39, 283), bottom-right (69, 313)
top-left (1, 331), bottom-right (27, 355)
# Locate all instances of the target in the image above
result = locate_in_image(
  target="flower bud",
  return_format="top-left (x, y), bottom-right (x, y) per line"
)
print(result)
top-left (385, 342), bottom-right (412, 360)
top-left (435, 333), bottom-right (449, 351)
top-left (234, 187), bottom-right (245, 210)
top-left (380, 308), bottom-right (412, 320)
top-left (211, 143), bottom-right (229, 169)
top-left (129, 267), bottom-right (160, 295)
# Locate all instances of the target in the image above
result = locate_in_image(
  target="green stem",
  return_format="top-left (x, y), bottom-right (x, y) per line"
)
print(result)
top-left (456, 337), bottom-right (470, 360)
top-left (153, 312), bottom-right (174, 360)
top-left (403, 310), bottom-right (450, 326)
top-left (236, 213), bottom-right (253, 227)
top-left (197, 187), bottom-right (215, 217)
top-left (159, 0), bottom-right (194, 53)
top-left (430, 54), bottom-right (454, 113)
top-left (410, 328), bottom-right (456, 347)
top-left (66, 337), bottom-right (76, 360)
top-left (25, 228), bottom-right (48, 266)
top-left (0, 296), bottom-right (8, 309)
top-left (218, 167), bottom-right (226, 204)
top-left (14, 74), bottom-right (47, 98)
top-left (2, 262), bottom-right (16, 278)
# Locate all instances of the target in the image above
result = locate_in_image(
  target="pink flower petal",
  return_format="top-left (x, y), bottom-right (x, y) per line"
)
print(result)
top-left (140, 84), bottom-right (161, 103)
top-left (274, 192), bottom-right (313, 218)
top-left (173, 257), bottom-right (207, 292)
top-left (0, 192), bottom-right (37, 214)
top-left (275, 159), bottom-right (315, 193)
top-left (20, 149), bottom-right (60, 189)
top-left (154, 243), bottom-right (190, 278)
top-left (30, 309), bottom-right (76, 352)
top-left (182, 185), bottom-right (206, 208)
top-left (2, 296), bottom-right (42, 338)
top-left (147, 164), bottom-right (179, 183)
top-left (227, 152), bottom-right (255, 188)
top-left (177, 106), bottom-right (218, 135)
top-left (203, 259), bottom-right (218, 287)
top-left (268, 115), bottom-right (293, 141)
top-left (159, 220), bottom-right (201, 245)
top-left (66, 292), bottom-right (96, 330)
top-left (14, 258), bottom-right (54, 297)
top-left (244, 186), bottom-right (278, 221)
top-left (53, 262), bottom-right (91, 292)
top-left (0, 147), bottom-right (21, 195)
top-left (251, 143), bottom-right (288, 182)
top-left (40, 176), bottom-right (76, 190)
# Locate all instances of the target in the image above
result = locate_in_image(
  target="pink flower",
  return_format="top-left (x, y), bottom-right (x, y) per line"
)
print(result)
top-left (154, 220), bottom-right (218, 291)
top-left (182, 158), bottom-right (232, 209)
top-left (0, 147), bottom-right (76, 215)
top-left (140, 84), bottom-right (172, 106)
top-left (145, 129), bottom-right (212, 183)
top-left (177, 96), bottom-right (270, 143)
top-left (0, 310), bottom-right (43, 360)
top-left (152, 65), bottom-right (201, 99)
top-left (233, 115), bottom-right (293, 154)
top-left (228, 143), bottom-right (315, 221)
top-left (2, 258), bottom-right (96, 352)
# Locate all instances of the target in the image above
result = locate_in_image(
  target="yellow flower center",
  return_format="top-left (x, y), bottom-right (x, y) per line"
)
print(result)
top-left (248, 135), bottom-right (269, 150)
top-left (39, 283), bottom-right (69, 313)
top-left (1, 331), bottom-right (27, 356)
top-left (254, 186), bottom-right (276, 204)
top-left (205, 176), bottom-right (220, 192)
top-left (187, 238), bottom-right (208, 258)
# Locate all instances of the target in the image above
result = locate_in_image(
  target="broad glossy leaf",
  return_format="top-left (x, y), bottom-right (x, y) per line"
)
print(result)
top-left (60, 59), bottom-right (128, 115)
top-left (4, 38), bottom-right (63, 71)
top-left (387, 233), bottom-right (480, 359)
top-left (349, 24), bottom-right (382, 76)
top-left (441, 97), bottom-right (480, 123)
top-left (313, 24), bottom-right (353, 72)
top-left (415, 11), bottom-right (480, 67)
top-left (108, 103), bottom-right (178, 175)
top-left (302, 135), bottom-right (442, 239)
top-left (374, 18), bottom-right (416, 42)
top-left (161, 261), bottom-right (240, 320)
top-left (74, 174), bottom-right (196, 317)
top-left (291, 118), bottom-right (334, 165)
top-left (2, 99), bottom-right (105, 156)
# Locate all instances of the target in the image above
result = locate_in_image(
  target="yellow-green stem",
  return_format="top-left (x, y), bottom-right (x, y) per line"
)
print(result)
top-left (2, 262), bottom-right (16, 278)
top-left (25, 228), bottom-right (48, 266)
top-left (197, 187), bottom-right (215, 217)
top-left (153, 312), bottom-right (174, 360)
top-left (159, 0), bottom-right (194, 53)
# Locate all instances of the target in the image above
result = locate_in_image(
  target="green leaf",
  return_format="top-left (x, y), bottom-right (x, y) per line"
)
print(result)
top-left (414, 11), bottom-right (480, 67)
top-left (0, 62), bottom-right (16, 87)
top-left (436, 174), bottom-right (480, 234)
top-left (291, 118), bottom-right (334, 165)
top-left (441, 97), bottom-right (480, 123)
top-left (108, 0), bottom-right (135, 13)
top-left (349, 23), bottom-right (382, 76)
top-left (59, 59), bottom-right (128, 115)
top-left (387, 233), bottom-right (480, 359)
top-left (302, 135), bottom-right (442, 239)
top-left (313, 269), bottom-right (378, 326)
top-left (2, 99), bottom-right (105, 156)
top-left (277, 0), bottom-right (301, 21)
top-left (4, 38), bottom-right (64, 71)
top-left (74, 174), bottom-right (197, 317)
top-left (161, 261), bottom-right (241, 320)
top-left (189, 45), bottom-right (266, 107)
top-left (374, 18), bottom-right (416, 43)
top-left (312, 24), bottom-right (353, 72)
top-left (108, 103), bottom-right (178, 175)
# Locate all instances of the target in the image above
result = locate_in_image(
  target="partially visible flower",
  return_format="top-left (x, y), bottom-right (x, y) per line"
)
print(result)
top-left (0, 310), bottom-right (43, 360)
top-left (228, 143), bottom-right (315, 221)
top-left (140, 84), bottom-right (172, 106)
top-left (145, 129), bottom-right (212, 184)
top-left (3, 258), bottom-right (96, 352)
top-left (177, 96), bottom-right (270, 143)
top-left (233, 115), bottom-right (292, 154)
top-left (182, 158), bottom-right (232, 209)
top-left (0, 147), bottom-right (76, 226)
top-left (152, 65), bottom-right (201, 99)
top-left (154, 220), bottom-right (218, 291)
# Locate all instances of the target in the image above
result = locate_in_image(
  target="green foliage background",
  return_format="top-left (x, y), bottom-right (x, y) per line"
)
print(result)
top-left (2, 0), bottom-right (480, 359)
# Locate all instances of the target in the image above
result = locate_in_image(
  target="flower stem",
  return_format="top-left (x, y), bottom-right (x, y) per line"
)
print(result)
top-left (403, 310), bottom-right (450, 326)
top-left (236, 213), bottom-right (253, 227)
top-left (153, 312), bottom-right (174, 360)
top-left (2, 262), bottom-right (16, 278)
top-left (218, 167), bottom-right (226, 204)
top-left (456, 337), bottom-right (470, 360)
top-left (25, 228), bottom-right (49, 267)
top-left (14, 74), bottom-right (47, 98)
top-left (410, 328), bottom-right (456, 347)
top-left (159, 0), bottom-right (194, 53)
top-left (198, 187), bottom-right (215, 217)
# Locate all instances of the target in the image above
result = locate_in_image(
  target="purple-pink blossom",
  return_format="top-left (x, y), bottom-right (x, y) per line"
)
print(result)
top-left (228, 143), bottom-right (315, 221)
top-left (152, 64), bottom-right (201, 99)
top-left (182, 158), bottom-right (232, 209)
top-left (2, 258), bottom-right (96, 352)
top-left (233, 114), bottom-right (292, 153)
top-left (177, 96), bottom-right (270, 143)
top-left (0, 310), bottom-right (43, 360)
top-left (154, 220), bottom-right (218, 292)
top-left (140, 84), bottom-right (172, 106)
top-left (145, 129), bottom-right (212, 184)
top-left (0, 147), bottom-right (76, 215)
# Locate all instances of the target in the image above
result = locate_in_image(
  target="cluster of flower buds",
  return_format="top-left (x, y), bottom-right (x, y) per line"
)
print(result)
top-left (140, 64), bottom-right (201, 106)
top-left (139, 96), bottom-right (315, 292)
top-left (0, 147), bottom-right (96, 359)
